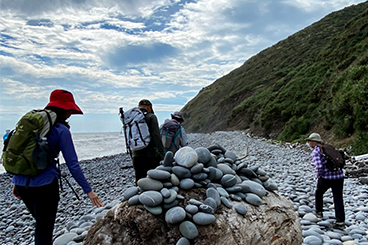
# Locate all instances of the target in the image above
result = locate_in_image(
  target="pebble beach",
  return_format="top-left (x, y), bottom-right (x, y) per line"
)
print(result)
top-left (0, 131), bottom-right (367, 245)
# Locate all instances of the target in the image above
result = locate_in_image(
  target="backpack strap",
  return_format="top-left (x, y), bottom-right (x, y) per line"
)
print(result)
top-left (171, 125), bottom-right (182, 150)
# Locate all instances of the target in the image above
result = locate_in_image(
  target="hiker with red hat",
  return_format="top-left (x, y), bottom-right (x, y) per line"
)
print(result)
top-left (11, 89), bottom-right (103, 245)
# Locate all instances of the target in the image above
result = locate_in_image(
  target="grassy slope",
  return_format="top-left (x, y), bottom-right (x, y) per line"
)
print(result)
top-left (182, 2), bottom-right (368, 154)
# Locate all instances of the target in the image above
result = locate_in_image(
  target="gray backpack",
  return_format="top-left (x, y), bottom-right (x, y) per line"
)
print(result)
top-left (160, 119), bottom-right (182, 153)
top-left (120, 107), bottom-right (151, 153)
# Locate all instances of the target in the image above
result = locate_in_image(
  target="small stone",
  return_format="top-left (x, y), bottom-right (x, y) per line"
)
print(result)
top-left (190, 163), bottom-right (204, 174)
top-left (128, 195), bottom-right (140, 206)
top-left (180, 178), bottom-right (195, 190)
top-left (171, 173), bottom-right (180, 186)
top-left (179, 221), bottom-right (199, 239)
top-left (217, 164), bottom-right (236, 175)
top-left (147, 169), bottom-right (171, 180)
top-left (165, 207), bottom-right (186, 224)
top-left (195, 147), bottom-right (211, 163)
top-left (163, 151), bottom-right (174, 166)
top-left (139, 191), bottom-right (163, 207)
top-left (164, 189), bottom-right (178, 204)
top-left (303, 235), bottom-right (323, 245)
top-left (192, 212), bottom-right (216, 225)
top-left (303, 213), bottom-right (319, 223)
top-left (144, 205), bottom-right (163, 215)
top-left (122, 186), bottom-right (139, 200)
top-left (221, 196), bottom-right (233, 208)
top-left (185, 204), bottom-right (199, 214)
top-left (206, 188), bottom-right (221, 207)
top-left (160, 188), bottom-right (171, 198)
top-left (240, 180), bottom-right (267, 197)
top-left (172, 166), bottom-right (192, 179)
top-left (235, 205), bottom-right (247, 216)
top-left (137, 178), bottom-right (164, 191)
top-left (54, 232), bottom-right (78, 245)
top-left (224, 151), bottom-right (237, 161)
top-left (220, 174), bottom-right (237, 187)
top-left (176, 237), bottom-right (190, 245)
top-left (244, 193), bottom-right (262, 206)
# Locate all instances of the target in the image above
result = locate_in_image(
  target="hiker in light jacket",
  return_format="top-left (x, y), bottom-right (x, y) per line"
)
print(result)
top-left (132, 99), bottom-right (165, 184)
top-left (160, 111), bottom-right (188, 154)
top-left (12, 89), bottom-right (103, 245)
top-left (306, 132), bottom-right (345, 230)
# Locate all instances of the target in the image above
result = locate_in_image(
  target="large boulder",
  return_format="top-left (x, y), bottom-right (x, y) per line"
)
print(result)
top-left (83, 189), bottom-right (302, 245)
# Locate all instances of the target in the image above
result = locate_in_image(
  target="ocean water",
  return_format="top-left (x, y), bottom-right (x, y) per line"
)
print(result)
top-left (0, 132), bottom-right (126, 174)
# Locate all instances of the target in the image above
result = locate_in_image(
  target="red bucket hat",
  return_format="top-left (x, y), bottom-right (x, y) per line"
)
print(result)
top-left (46, 89), bottom-right (83, 114)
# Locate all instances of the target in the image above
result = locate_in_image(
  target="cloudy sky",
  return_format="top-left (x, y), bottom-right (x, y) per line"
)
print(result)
top-left (0, 0), bottom-right (365, 133)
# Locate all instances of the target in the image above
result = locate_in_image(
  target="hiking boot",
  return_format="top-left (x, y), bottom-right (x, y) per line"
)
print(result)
top-left (331, 222), bottom-right (345, 230)
top-left (316, 212), bottom-right (323, 219)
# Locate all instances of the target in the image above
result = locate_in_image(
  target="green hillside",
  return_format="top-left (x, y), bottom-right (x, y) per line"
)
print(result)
top-left (181, 2), bottom-right (368, 154)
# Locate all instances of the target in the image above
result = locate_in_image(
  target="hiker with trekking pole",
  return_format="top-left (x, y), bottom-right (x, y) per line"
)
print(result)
top-left (4, 89), bottom-right (103, 245)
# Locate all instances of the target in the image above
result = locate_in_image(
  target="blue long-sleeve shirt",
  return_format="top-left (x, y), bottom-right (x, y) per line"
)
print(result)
top-left (12, 123), bottom-right (92, 194)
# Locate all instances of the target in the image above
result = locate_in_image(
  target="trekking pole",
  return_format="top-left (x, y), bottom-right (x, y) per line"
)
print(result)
top-left (61, 172), bottom-right (81, 200)
top-left (119, 107), bottom-right (132, 158)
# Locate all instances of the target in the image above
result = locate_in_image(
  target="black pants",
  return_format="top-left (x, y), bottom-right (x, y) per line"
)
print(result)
top-left (315, 177), bottom-right (345, 222)
top-left (15, 178), bottom-right (59, 245)
top-left (132, 156), bottom-right (162, 184)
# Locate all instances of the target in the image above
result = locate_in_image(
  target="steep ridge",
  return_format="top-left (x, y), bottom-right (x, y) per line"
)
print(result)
top-left (181, 2), bottom-right (368, 154)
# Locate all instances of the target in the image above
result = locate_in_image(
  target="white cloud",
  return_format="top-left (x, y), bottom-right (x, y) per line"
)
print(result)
top-left (1, 0), bottom-right (366, 133)
top-left (281, 0), bottom-right (364, 13)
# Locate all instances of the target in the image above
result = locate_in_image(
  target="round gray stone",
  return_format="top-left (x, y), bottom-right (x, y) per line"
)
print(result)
top-left (139, 191), bottom-right (163, 207)
top-left (174, 146), bottom-right (198, 168)
top-left (180, 178), bottom-right (195, 190)
top-left (54, 233), bottom-right (78, 245)
top-left (206, 188), bottom-right (221, 207)
top-left (303, 235), bottom-right (323, 245)
top-left (179, 221), bottom-right (199, 239)
top-left (164, 189), bottom-right (178, 204)
top-left (245, 193), bottom-right (263, 206)
top-left (240, 180), bottom-right (267, 197)
top-left (220, 174), bottom-right (237, 187)
top-left (137, 178), bottom-right (164, 191)
top-left (195, 147), bottom-right (211, 163)
top-left (235, 205), bottom-right (247, 216)
top-left (122, 186), bottom-right (139, 200)
top-left (163, 151), bottom-right (174, 166)
top-left (185, 204), bottom-right (199, 214)
top-left (147, 169), bottom-right (171, 180)
top-left (128, 195), bottom-right (140, 206)
top-left (224, 151), bottom-right (237, 161)
top-left (217, 163), bottom-right (236, 175)
top-left (171, 173), bottom-right (180, 186)
top-left (190, 163), bottom-right (204, 174)
top-left (165, 206), bottom-right (186, 224)
top-left (192, 212), bottom-right (216, 226)
top-left (176, 237), bottom-right (190, 245)
top-left (221, 196), bottom-right (233, 208)
top-left (206, 155), bottom-right (218, 168)
top-left (172, 166), bottom-right (192, 179)
top-left (144, 205), bottom-right (163, 215)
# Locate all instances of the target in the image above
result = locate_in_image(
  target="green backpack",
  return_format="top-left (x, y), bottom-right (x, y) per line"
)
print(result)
top-left (2, 109), bottom-right (57, 176)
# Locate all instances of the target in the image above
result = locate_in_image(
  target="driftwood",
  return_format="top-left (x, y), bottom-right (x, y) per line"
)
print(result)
top-left (236, 147), bottom-right (249, 161)
top-left (84, 189), bottom-right (302, 245)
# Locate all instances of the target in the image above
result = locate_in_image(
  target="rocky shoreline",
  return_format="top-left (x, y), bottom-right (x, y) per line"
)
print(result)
top-left (0, 131), bottom-right (368, 245)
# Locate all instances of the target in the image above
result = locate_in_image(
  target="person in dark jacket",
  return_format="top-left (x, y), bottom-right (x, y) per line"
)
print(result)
top-left (12, 89), bottom-right (103, 245)
top-left (132, 99), bottom-right (165, 184)
top-left (160, 111), bottom-right (188, 154)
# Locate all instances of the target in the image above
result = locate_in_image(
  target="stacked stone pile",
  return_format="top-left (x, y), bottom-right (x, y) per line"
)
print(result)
top-left (85, 144), bottom-right (300, 244)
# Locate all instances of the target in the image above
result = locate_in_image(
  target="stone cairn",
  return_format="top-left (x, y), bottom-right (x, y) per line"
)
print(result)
top-left (122, 144), bottom-right (279, 245)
